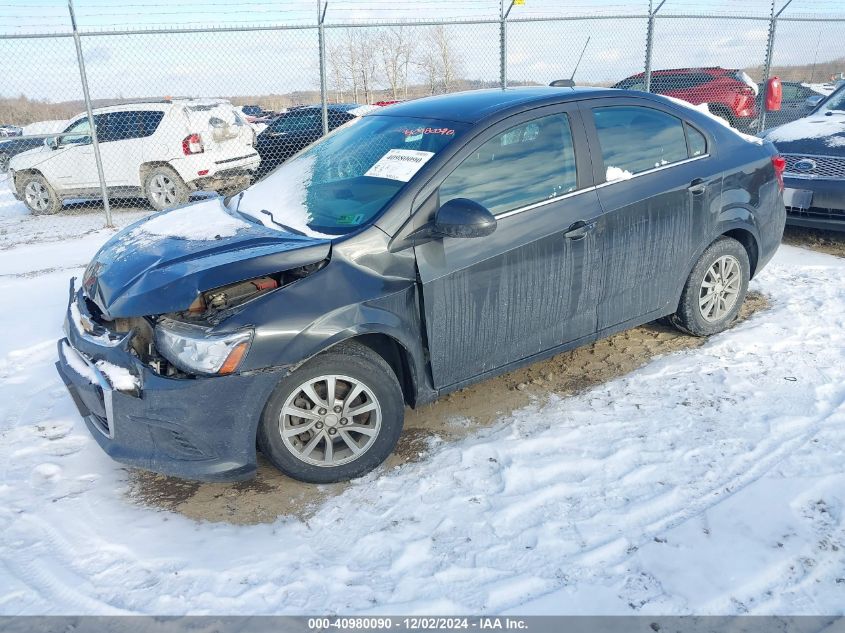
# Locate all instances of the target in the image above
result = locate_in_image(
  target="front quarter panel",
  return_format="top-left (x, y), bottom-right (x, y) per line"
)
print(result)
top-left (220, 227), bottom-right (429, 397)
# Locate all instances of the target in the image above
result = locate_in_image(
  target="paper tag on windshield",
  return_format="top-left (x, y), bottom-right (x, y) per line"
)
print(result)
top-left (365, 149), bottom-right (435, 182)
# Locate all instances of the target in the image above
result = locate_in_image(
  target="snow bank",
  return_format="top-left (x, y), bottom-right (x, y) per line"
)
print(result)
top-left (139, 198), bottom-right (250, 241)
top-left (0, 240), bottom-right (844, 615)
top-left (22, 120), bottom-right (68, 135)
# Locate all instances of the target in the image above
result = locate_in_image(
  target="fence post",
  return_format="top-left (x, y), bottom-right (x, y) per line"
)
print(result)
top-left (759, 0), bottom-right (793, 132)
top-left (500, 0), bottom-right (515, 89)
top-left (644, 0), bottom-right (665, 92)
top-left (67, 0), bottom-right (112, 228)
top-left (318, 1), bottom-right (329, 135)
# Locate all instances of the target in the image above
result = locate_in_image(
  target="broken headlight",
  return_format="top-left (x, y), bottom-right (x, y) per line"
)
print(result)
top-left (154, 318), bottom-right (252, 376)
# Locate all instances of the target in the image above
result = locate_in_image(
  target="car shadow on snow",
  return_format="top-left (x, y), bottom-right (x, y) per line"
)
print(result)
top-left (127, 292), bottom-right (770, 525)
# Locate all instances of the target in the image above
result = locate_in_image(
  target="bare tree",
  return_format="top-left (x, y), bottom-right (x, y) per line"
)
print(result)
top-left (355, 29), bottom-right (379, 103)
top-left (416, 25), bottom-right (463, 95)
top-left (378, 26), bottom-right (415, 100)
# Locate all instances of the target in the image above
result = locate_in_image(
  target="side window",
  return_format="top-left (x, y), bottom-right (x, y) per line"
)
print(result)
top-left (98, 112), bottom-right (140, 142)
top-left (686, 124), bottom-right (707, 157)
top-left (60, 117), bottom-right (92, 145)
top-left (439, 113), bottom-right (577, 216)
top-left (139, 111), bottom-right (165, 137)
top-left (592, 106), bottom-right (689, 181)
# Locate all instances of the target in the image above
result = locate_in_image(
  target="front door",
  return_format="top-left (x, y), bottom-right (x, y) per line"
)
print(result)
top-left (582, 99), bottom-right (722, 330)
top-left (415, 106), bottom-right (603, 390)
top-left (50, 116), bottom-right (99, 190)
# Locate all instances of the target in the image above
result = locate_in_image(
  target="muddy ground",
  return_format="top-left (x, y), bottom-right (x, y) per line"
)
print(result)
top-left (782, 226), bottom-right (845, 258)
top-left (130, 292), bottom-right (770, 524)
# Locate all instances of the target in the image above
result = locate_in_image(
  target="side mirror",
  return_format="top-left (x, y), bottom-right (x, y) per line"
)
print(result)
top-left (805, 94), bottom-right (824, 109)
top-left (765, 76), bottom-right (782, 111)
top-left (432, 198), bottom-right (497, 239)
top-left (44, 136), bottom-right (59, 150)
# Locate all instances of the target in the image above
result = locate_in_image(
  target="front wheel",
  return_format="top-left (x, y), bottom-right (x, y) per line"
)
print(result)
top-left (258, 342), bottom-right (405, 483)
top-left (0, 153), bottom-right (9, 174)
top-left (670, 236), bottom-right (750, 337)
top-left (20, 173), bottom-right (61, 215)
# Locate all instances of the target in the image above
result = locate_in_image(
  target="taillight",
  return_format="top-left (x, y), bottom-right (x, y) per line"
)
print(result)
top-left (772, 155), bottom-right (786, 192)
top-left (182, 133), bottom-right (204, 155)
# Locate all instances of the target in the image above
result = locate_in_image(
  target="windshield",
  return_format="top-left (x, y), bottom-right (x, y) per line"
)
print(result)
top-left (820, 86), bottom-right (845, 113)
top-left (234, 115), bottom-right (466, 236)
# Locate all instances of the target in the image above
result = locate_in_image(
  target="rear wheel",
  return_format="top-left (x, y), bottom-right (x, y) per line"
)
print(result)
top-left (670, 237), bottom-right (750, 337)
top-left (258, 342), bottom-right (405, 483)
top-left (144, 165), bottom-right (188, 211)
top-left (0, 153), bottom-right (9, 174)
top-left (20, 173), bottom-right (61, 215)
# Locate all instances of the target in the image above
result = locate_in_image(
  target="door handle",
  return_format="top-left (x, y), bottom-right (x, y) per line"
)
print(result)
top-left (688, 178), bottom-right (706, 194)
top-left (564, 220), bottom-right (596, 240)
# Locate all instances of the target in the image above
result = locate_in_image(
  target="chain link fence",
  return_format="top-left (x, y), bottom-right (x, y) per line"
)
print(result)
top-left (1, 0), bottom-right (843, 247)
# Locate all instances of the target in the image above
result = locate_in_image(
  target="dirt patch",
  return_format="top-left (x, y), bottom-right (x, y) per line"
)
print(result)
top-left (783, 226), bottom-right (845, 258)
top-left (128, 292), bottom-right (769, 525)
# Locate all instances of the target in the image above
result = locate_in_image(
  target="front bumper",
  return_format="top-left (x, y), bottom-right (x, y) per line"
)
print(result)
top-left (783, 176), bottom-right (845, 232)
top-left (56, 281), bottom-right (283, 482)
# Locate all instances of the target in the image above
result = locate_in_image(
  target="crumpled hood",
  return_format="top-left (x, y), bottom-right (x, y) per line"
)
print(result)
top-left (82, 197), bottom-right (331, 318)
top-left (764, 113), bottom-right (845, 156)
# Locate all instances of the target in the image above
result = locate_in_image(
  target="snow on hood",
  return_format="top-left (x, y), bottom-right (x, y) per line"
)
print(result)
top-left (764, 112), bottom-right (845, 148)
top-left (83, 196), bottom-right (331, 317)
top-left (660, 95), bottom-right (764, 145)
top-left (139, 197), bottom-right (251, 241)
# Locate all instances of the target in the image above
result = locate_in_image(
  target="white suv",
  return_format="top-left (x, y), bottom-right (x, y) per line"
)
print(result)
top-left (9, 99), bottom-right (260, 214)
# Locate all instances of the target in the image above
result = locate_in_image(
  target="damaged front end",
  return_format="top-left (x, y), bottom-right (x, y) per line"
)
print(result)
top-left (56, 277), bottom-right (287, 481)
top-left (56, 218), bottom-right (332, 480)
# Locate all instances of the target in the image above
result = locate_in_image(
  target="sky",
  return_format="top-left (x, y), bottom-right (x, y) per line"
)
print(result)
top-left (1, 0), bottom-right (843, 103)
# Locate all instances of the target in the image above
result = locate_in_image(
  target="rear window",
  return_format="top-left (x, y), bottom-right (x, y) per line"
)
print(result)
top-left (139, 111), bottom-right (164, 137)
top-left (592, 106), bottom-right (690, 181)
top-left (686, 124), bottom-right (707, 157)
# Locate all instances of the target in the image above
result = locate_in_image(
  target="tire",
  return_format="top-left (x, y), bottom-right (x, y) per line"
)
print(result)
top-left (257, 341), bottom-right (405, 483)
top-left (20, 173), bottom-right (61, 215)
top-left (144, 165), bottom-right (189, 211)
top-left (670, 237), bottom-right (750, 337)
top-left (0, 153), bottom-right (9, 174)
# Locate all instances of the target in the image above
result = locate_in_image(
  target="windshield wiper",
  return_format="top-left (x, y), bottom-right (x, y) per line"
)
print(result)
top-left (257, 209), bottom-right (307, 236)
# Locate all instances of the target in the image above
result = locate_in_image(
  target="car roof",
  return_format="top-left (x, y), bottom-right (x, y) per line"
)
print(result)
top-left (368, 86), bottom-right (616, 124)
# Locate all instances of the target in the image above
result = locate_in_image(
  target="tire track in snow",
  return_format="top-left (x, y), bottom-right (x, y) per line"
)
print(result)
top-left (0, 249), bottom-right (844, 614)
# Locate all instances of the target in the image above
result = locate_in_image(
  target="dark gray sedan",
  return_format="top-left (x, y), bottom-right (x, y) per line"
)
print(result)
top-left (56, 87), bottom-right (786, 484)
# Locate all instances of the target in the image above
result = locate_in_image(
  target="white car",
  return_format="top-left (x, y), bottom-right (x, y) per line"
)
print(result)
top-left (9, 99), bottom-right (261, 214)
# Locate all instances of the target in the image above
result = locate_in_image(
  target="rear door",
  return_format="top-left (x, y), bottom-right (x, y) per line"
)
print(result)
top-left (582, 98), bottom-right (722, 331)
top-left (415, 104), bottom-right (603, 389)
top-left (95, 111), bottom-right (146, 187)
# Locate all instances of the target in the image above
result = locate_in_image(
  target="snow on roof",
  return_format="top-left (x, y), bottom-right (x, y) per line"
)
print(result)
top-left (660, 95), bottom-right (763, 145)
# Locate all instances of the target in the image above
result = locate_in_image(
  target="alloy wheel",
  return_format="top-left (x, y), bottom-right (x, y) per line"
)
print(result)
top-left (24, 180), bottom-right (50, 212)
top-left (699, 255), bottom-right (742, 322)
top-left (279, 374), bottom-right (382, 467)
top-left (149, 173), bottom-right (178, 207)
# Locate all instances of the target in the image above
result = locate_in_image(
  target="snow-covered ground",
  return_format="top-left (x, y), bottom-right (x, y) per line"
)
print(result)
top-left (0, 232), bottom-right (843, 615)
top-left (1, 174), bottom-right (154, 249)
